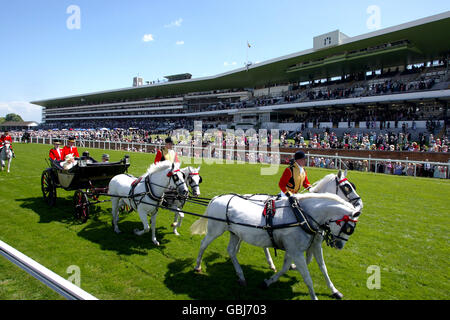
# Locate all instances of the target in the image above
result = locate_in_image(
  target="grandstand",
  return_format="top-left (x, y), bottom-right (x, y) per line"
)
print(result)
top-left (31, 12), bottom-right (450, 138)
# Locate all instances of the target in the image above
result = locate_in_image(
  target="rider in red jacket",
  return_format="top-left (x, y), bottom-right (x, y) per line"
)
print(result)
top-left (49, 140), bottom-right (64, 161)
top-left (0, 130), bottom-right (14, 157)
top-left (154, 137), bottom-right (179, 164)
top-left (62, 137), bottom-right (80, 158)
top-left (0, 130), bottom-right (13, 145)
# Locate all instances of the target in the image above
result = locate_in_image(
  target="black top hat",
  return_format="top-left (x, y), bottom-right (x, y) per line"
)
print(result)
top-left (165, 137), bottom-right (174, 144)
top-left (68, 136), bottom-right (76, 142)
top-left (53, 139), bottom-right (61, 144)
top-left (294, 150), bottom-right (306, 160)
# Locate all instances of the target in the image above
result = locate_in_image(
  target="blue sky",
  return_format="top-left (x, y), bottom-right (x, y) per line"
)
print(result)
top-left (0, 0), bottom-right (449, 122)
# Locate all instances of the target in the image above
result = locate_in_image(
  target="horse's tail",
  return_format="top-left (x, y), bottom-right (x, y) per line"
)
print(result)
top-left (190, 195), bottom-right (220, 235)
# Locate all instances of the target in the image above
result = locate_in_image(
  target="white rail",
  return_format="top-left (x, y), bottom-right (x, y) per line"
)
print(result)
top-left (0, 240), bottom-right (98, 300)
top-left (13, 135), bottom-right (450, 178)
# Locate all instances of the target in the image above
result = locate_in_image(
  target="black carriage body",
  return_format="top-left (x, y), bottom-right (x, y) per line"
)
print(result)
top-left (41, 156), bottom-right (130, 221)
top-left (54, 160), bottom-right (130, 190)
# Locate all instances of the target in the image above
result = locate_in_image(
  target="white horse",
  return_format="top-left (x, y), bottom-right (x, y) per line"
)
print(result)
top-left (190, 172), bottom-right (362, 300)
top-left (262, 170), bottom-right (363, 273)
top-left (0, 141), bottom-right (13, 173)
top-left (164, 166), bottom-right (202, 236)
top-left (108, 160), bottom-right (189, 246)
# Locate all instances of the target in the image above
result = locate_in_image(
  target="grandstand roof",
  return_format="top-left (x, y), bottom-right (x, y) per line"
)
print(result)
top-left (32, 11), bottom-right (450, 108)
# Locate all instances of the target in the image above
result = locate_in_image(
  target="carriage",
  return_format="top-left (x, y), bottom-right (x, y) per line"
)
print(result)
top-left (40, 154), bottom-right (130, 222)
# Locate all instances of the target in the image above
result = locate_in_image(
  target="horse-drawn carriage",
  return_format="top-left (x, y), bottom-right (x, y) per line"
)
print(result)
top-left (41, 154), bottom-right (130, 222)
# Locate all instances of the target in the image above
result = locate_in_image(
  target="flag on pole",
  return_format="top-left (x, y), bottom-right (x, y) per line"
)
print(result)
top-left (247, 41), bottom-right (251, 48)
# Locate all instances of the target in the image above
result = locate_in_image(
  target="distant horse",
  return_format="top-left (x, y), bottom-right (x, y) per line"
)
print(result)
top-left (0, 141), bottom-right (13, 173)
top-left (108, 160), bottom-right (189, 246)
top-left (190, 170), bottom-right (362, 300)
top-left (164, 166), bottom-right (202, 236)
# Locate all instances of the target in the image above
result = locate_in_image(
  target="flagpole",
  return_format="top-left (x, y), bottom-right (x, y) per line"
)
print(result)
top-left (246, 41), bottom-right (249, 67)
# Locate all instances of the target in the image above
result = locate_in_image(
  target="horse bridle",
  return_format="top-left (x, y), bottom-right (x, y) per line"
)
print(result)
top-left (166, 169), bottom-right (189, 195)
top-left (185, 172), bottom-right (202, 191)
top-left (316, 177), bottom-right (361, 247)
top-left (335, 177), bottom-right (361, 207)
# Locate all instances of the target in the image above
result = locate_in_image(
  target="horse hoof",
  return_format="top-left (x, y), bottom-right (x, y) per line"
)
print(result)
top-left (332, 291), bottom-right (344, 300)
top-left (194, 267), bottom-right (202, 273)
top-left (171, 222), bottom-right (177, 227)
top-left (289, 264), bottom-right (297, 270)
top-left (237, 279), bottom-right (247, 287)
top-left (270, 266), bottom-right (277, 272)
top-left (153, 240), bottom-right (160, 246)
top-left (174, 231), bottom-right (180, 236)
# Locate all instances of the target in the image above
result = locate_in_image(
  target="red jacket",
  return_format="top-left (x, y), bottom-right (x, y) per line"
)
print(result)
top-left (49, 148), bottom-right (64, 161)
top-left (0, 135), bottom-right (13, 148)
top-left (154, 148), bottom-right (179, 164)
top-left (278, 166), bottom-right (311, 194)
top-left (1, 135), bottom-right (12, 143)
top-left (62, 145), bottom-right (80, 158)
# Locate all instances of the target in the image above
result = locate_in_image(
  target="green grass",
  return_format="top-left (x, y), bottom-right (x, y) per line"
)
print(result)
top-left (0, 143), bottom-right (449, 300)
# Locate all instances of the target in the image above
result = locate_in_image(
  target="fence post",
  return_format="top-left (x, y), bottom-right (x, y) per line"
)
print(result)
top-left (307, 152), bottom-right (310, 167)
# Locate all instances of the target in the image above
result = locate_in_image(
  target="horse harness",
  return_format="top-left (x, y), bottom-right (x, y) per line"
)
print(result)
top-left (335, 177), bottom-right (361, 207)
top-left (163, 171), bottom-right (202, 207)
top-left (126, 169), bottom-right (186, 210)
top-left (222, 194), bottom-right (318, 254)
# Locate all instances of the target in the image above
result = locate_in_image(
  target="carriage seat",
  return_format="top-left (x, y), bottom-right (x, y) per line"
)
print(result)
top-left (50, 159), bottom-right (64, 170)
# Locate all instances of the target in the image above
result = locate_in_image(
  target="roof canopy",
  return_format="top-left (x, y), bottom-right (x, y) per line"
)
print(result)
top-left (32, 12), bottom-right (450, 108)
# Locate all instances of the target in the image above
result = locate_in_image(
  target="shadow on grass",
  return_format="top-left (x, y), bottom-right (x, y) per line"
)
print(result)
top-left (15, 196), bottom-right (103, 225)
top-left (16, 196), bottom-right (76, 224)
top-left (77, 219), bottom-right (170, 256)
top-left (163, 253), bottom-right (329, 300)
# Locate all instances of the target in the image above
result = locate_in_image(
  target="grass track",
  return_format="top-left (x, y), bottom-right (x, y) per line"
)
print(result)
top-left (0, 143), bottom-right (449, 300)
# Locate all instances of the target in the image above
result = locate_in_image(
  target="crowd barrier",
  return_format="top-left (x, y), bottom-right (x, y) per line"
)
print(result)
top-left (14, 135), bottom-right (450, 179)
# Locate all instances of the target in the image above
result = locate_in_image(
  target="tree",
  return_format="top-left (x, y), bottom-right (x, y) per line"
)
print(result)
top-left (4, 113), bottom-right (23, 122)
top-left (0, 117), bottom-right (5, 124)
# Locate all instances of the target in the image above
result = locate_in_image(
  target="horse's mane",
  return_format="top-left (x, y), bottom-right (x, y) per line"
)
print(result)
top-left (294, 192), bottom-right (355, 211)
top-left (146, 160), bottom-right (173, 175)
top-left (308, 174), bottom-right (336, 193)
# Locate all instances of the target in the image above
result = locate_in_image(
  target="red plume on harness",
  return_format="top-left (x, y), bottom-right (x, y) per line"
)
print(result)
top-left (263, 199), bottom-right (276, 217)
top-left (167, 169), bottom-right (180, 177)
top-left (334, 215), bottom-right (357, 226)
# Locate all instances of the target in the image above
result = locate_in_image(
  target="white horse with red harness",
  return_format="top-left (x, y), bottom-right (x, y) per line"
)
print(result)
top-left (108, 160), bottom-right (189, 246)
top-left (0, 141), bottom-right (13, 173)
top-left (164, 166), bottom-right (202, 236)
top-left (263, 170), bottom-right (362, 272)
top-left (190, 170), bottom-right (362, 300)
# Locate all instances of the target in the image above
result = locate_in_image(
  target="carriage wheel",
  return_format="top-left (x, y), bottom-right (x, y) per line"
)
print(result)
top-left (73, 190), bottom-right (90, 223)
top-left (41, 169), bottom-right (56, 207)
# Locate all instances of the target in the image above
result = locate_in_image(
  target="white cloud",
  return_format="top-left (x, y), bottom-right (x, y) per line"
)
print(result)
top-left (224, 61), bottom-right (237, 67)
top-left (142, 34), bottom-right (154, 42)
top-left (0, 101), bottom-right (42, 122)
top-left (165, 18), bottom-right (183, 28)
top-left (175, 40), bottom-right (184, 45)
